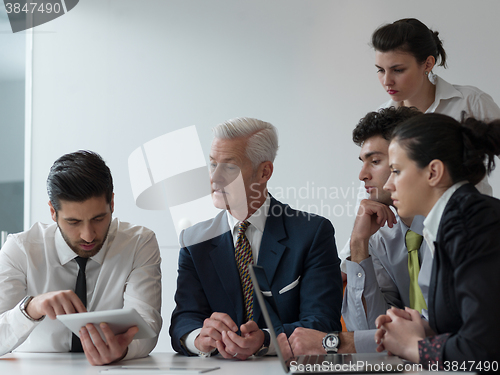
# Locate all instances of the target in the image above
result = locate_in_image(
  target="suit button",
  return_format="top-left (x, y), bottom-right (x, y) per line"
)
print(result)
top-left (357, 273), bottom-right (362, 277)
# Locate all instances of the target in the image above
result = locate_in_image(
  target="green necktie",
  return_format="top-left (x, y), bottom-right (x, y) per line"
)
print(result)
top-left (405, 229), bottom-right (427, 313)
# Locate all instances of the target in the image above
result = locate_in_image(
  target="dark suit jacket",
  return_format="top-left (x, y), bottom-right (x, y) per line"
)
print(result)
top-left (425, 184), bottom-right (500, 366)
top-left (169, 197), bottom-right (342, 355)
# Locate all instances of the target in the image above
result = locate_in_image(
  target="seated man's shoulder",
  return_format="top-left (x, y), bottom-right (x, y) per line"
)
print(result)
top-left (271, 198), bottom-right (333, 230)
top-left (179, 210), bottom-right (229, 249)
top-left (5, 222), bottom-right (56, 249)
top-left (113, 218), bottom-right (157, 244)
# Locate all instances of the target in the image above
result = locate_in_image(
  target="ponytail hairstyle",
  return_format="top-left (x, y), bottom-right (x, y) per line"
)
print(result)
top-left (371, 18), bottom-right (447, 68)
top-left (391, 113), bottom-right (500, 186)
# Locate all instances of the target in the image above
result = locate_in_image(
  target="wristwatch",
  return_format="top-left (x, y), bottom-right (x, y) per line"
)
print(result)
top-left (254, 330), bottom-right (271, 356)
top-left (19, 296), bottom-right (45, 322)
top-left (322, 332), bottom-right (340, 354)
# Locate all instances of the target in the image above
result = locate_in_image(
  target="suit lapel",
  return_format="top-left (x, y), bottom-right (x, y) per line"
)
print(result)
top-left (254, 198), bottom-right (287, 324)
top-left (209, 214), bottom-right (246, 325)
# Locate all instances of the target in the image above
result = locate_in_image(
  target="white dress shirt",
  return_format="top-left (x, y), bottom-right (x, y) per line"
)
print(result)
top-left (380, 74), bottom-right (500, 122)
top-left (339, 75), bottom-right (500, 269)
top-left (184, 195), bottom-right (274, 356)
top-left (423, 181), bottom-right (468, 256)
top-left (0, 218), bottom-right (162, 360)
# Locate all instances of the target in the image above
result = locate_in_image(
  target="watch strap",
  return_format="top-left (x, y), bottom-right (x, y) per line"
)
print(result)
top-left (19, 296), bottom-right (45, 322)
top-left (253, 329), bottom-right (271, 356)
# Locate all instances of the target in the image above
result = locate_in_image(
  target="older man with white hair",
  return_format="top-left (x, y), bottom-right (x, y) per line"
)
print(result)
top-left (169, 117), bottom-right (342, 360)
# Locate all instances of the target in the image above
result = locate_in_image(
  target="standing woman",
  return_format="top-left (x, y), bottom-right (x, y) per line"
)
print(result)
top-left (375, 113), bottom-right (500, 370)
top-left (373, 18), bottom-right (500, 120)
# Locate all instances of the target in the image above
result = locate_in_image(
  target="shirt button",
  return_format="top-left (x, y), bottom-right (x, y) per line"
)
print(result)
top-left (357, 273), bottom-right (362, 277)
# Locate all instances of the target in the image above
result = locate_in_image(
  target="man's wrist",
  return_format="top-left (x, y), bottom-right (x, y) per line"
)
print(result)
top-left (192, 335), bottom-right (217, 357)
top-left (349, 237), bottom-right (370, 263)
top-left (113, 347), bottom-right (129, 363)
top-left (253, 330), bottom-right (270, 356)
top-left (20, 296), bottom-right (45, 322)
top-left (338, 332), bottom-right (356, 353)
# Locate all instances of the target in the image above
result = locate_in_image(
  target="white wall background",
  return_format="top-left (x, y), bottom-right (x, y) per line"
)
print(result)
top-left (24, 0), bottom-right (500, 352)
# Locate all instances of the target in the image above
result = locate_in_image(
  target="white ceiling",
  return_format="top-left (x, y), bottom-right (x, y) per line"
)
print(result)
top-left (0, 6), bottom-right (26, 82)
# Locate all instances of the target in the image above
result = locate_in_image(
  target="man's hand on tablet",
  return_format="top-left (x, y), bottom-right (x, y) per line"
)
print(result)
top-left (80, 322), bottom-right (138, 365)
top-left (26, 290), bottom-right (86, 320)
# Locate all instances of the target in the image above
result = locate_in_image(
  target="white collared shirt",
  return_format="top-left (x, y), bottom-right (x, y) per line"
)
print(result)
top-left (226, 194), bottom-right (270, 263)
top-left (0, 218), bottom-right (162, 360)
top-left (380, 75), bottom-right (500, 121)
top-left (423, 181), bottom-right (468, 256)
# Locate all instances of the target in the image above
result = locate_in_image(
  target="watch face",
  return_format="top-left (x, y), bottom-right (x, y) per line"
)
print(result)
top-left (325, 334), bottom-right (339, 348)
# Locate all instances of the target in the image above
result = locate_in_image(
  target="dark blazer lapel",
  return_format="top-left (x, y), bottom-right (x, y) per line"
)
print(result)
top-left (427, 241), bottom-right (439, 333)
top-left (209, 214), bottom-right (246, 325)
top-left (254, 198), bottom-right (287, 324)
top-left (257, 198), bottom-right (287, 282)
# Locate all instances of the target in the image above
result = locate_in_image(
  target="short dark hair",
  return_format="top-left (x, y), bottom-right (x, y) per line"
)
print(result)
top-left (352, 106), bottom-right (422, 146)
top-left (371, 18), bottom-right (447, 68)
top-left (47, 150), bottom-right (114, 211)
top-left (392, 113), bottom-right (500, 186)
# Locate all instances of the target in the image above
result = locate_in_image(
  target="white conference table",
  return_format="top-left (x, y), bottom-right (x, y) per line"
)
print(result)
top-left (1, 352), bottom-right (282, 375)
top-left (0, 352), bottom-right (475, 375)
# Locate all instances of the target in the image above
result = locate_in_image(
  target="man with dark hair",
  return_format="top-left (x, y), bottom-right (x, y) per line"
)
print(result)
top-left (0, 151), bottom-right (162, 365)
top-left (279, 106), bottom-right (433, 354)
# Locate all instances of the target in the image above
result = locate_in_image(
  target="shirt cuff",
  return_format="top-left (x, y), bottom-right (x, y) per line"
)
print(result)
top-left (183, 329), bottom-right (216, 356)
top-left (345, 257), bottom-right (379, 295)
top-left (339, 240), bottom-right (352, 273)
top-left (345, 258), bottom-right (367, 288)
top-left (13, 299), bottom-right (41, 330)
top-left (353, 330), bottom-right (378, 353)
top-left (0, 300), bottom-right (40, 356)
top-left (122, 340), bottom-right (138, 361)
top-left (418, 333), bottom-right (450, 370)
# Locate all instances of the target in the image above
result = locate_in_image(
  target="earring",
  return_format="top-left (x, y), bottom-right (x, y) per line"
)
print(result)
top-left (425, 71), bottom-right (429, 75)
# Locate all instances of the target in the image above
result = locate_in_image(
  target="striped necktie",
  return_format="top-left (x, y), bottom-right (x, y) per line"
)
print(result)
top-left (235, 221), bottom-right (254, 321)
top-left (405, 229), bottom-right (427, 313)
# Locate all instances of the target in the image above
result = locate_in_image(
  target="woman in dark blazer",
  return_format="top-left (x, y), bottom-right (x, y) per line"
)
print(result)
top-left (374, 113), bottom-right (500, 372)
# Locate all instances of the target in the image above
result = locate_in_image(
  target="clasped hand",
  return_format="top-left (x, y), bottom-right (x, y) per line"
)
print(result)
top-left (374, 307), bottom-right (428, 363)
top-left (195, 312), bottom-right (264, 360)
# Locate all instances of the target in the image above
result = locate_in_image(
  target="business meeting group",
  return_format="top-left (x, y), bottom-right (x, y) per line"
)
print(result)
top-left (1, 17), bottom-right (500, 374)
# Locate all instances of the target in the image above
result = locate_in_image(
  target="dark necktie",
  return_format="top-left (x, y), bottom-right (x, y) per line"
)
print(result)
top-left (70, 256), bottom-right (88, 352)
top-left (234, 221), bottom-right (254, 321)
